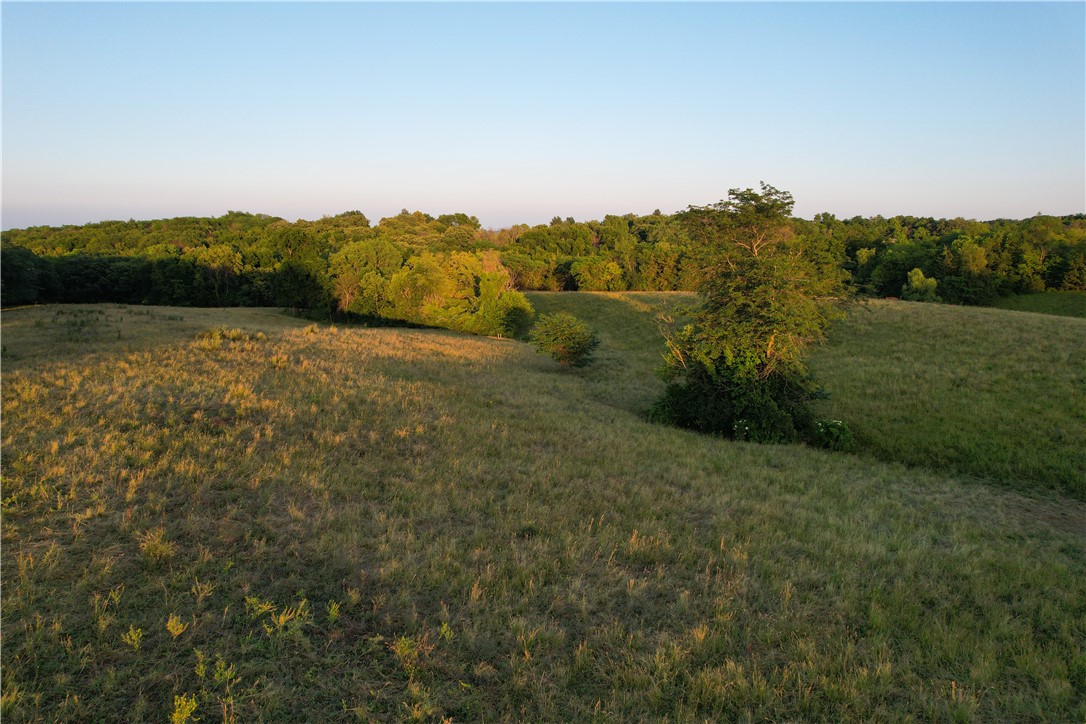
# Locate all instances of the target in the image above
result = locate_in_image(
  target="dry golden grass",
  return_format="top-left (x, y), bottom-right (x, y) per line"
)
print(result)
top-left (2, 300), bottom-right (1084, 721)
top-left (1, 304), bottom-right (310, 371)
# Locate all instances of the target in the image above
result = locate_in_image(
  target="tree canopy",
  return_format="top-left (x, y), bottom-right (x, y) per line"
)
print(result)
top-left (1, 198), bottom-right (1082, 332)
top-left (651, 184), bottom-right (850, 444)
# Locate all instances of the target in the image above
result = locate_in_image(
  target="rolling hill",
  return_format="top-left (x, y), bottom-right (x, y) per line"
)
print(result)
top-left (2, 297), bottom-right (1083, 721)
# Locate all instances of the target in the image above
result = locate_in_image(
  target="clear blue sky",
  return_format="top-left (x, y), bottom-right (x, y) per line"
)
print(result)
top-left (3, 2), bottom-right (1083, 230)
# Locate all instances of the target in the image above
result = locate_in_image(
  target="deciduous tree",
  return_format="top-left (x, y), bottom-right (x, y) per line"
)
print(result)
top-left (651, 184), bottom-right (848, 443)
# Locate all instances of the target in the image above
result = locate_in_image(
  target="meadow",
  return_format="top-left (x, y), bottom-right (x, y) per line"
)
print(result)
top-left (2, 298), bottom-right (1084, 721)
top-left (989, 290), bottom-right (1086, 319)
top-left (809, 299), bottom-right (1086, 498)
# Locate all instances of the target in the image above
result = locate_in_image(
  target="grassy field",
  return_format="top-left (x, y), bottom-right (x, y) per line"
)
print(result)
top-left (529, 293), bottom-right (1086, 499)
top-left (2, 300), bottom-right (1084, 721)
top-left (526, 291), bottom-right (693, 415)
top-left (989, 290), bottom-right (1086, 318)
top-left (809, 300), bottom-right (1086, 498)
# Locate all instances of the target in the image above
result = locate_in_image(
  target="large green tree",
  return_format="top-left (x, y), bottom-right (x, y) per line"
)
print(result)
top-left (651, 184), bottom-right (848, 444)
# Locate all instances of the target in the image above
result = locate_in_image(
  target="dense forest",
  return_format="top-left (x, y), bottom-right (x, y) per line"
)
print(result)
top-left (3, 205), bottom-right (1085, 334)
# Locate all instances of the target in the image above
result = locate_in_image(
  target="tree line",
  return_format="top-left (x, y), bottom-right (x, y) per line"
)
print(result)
top-left (3, 205), bottom-right (1084, 328)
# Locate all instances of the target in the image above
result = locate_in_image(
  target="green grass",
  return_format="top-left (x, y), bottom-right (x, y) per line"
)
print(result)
top-left (529, 292), bottom-right (1086, 498)
top-left (2, 300), bottom-right (1084, 721)
top-left (990, 291), bottom-right (1086, 318)
top-left (810, 299), bottom-right (1086, 498)
top-left (526, 291), bottom-right (694, 414)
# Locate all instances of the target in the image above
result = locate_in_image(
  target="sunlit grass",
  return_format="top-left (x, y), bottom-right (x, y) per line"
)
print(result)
top-left (0, 304), bottom-right (310, 372)
top-left (2, 300), bottom-right (1084, 720)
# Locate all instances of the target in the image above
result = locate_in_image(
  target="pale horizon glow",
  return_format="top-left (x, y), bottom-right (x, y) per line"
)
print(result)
top-left (3, 2), bottom-right (1084, 231)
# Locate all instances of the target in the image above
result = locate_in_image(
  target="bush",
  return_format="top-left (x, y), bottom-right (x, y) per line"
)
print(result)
top-left (901, 267), bottom-right (941, 302)
top-left (812, 419), bottom-right (855, 451)
top-left (650, 369), bottom-right (817, 444)
top-left (473, 289), bottom-right (535, 338)
top-left (530, 312), bottom-right (599, 368)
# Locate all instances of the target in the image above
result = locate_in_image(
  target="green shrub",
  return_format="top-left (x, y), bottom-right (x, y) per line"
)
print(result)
top-left (650, 369), bottom-right (817, 444)
top-left (530, 312), bottom-right (599, 368)
top-left (901, 267), bottom-right (941, 302)
top-left (812, 418), bottom-right (855, 451)
top-left (473, 289), bottom-right (535, 338)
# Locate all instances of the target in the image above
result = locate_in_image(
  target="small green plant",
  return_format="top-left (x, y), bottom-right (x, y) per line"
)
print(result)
top-left (191, 578), bottom-right (215, 606)
top-left (529, 312), bottom-right (598, 368)
top-left (244, 595), bottom-right (275, 620)
top-left (266, 599), bottom-right (311, 637)
top-left (813, 419), bottom-right (855, 452)
top-left (211, 656), bottom-right (238, 689)
top-left (121, 625), bottom-right (143, 651)
top-left (167, 613), bottom-right (189, 638)
top-left (390, 634), bottom-right (434, 677)
top-left (246, 596), bottom-right (311, 638)
top-left (326, 599), bottom-right (340, 625)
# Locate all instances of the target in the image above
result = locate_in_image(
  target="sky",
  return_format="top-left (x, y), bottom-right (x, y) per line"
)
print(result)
top-left (2, 2), bottom-right (1084, 230)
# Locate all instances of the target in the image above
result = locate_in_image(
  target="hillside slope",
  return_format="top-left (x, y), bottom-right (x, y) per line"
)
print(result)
top-left (810, 300), bottom-right (1086, 496)
top-left (1, 301), bottom-right (1083, 721)
top-left (529, 292), bottom-right (1086, 498)
top-left (989, 290), bottom-right (1086, 318)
